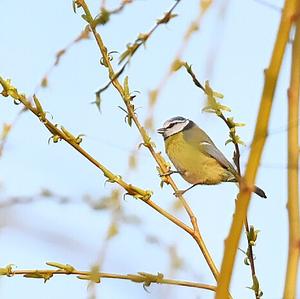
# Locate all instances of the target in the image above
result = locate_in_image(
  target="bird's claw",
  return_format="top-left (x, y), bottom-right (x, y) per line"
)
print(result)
top-left (173, 189), bottom-right (186, 197)
top-left (159, 170), bottom-right (180, 177)
top-left (159, 170), bottom-right (183, 177)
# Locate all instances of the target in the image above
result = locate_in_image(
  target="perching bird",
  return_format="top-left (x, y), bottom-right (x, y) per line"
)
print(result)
top-left (157, 116), bottom-right (266, 198)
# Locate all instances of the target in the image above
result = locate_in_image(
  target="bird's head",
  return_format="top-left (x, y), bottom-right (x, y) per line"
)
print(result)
top-left (157, 116), bottom-right (192, 139)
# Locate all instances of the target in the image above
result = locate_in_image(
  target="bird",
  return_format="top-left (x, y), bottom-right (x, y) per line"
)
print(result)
top-left (157, 116), bottom-right (266, 198)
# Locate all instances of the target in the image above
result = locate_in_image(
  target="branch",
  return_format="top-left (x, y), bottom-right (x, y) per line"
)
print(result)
top-left (118, 0), bottom-right (181, 64)
top-left (94, 0), bottom-right (182, 101)
top-left (0, 263), bottom-right (216, 293)
top-left (216, 0), bottom-right (299, 297)
top-left (74, 0), bottom-right (220, 284)
top-left (283, 4), bottom-right (300, 299)
top-left (0, 76), bottom-right (151, 201)
top-left (0, 76), bottom-right (194, 238)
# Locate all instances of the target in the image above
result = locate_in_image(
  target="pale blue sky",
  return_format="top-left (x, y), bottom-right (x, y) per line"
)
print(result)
top-left (0, 0), bottom-right (296, 298)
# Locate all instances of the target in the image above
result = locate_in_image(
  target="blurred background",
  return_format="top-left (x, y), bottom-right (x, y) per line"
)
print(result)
top-left (0, 0), bottom-right (295, 298)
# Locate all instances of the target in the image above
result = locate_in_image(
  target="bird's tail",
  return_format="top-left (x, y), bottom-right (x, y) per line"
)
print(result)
top-left (226, 170), bottom-right (267, 198)
top-left (254, 185), bottom-right (267, 198)
top-left (231, 179), bottom-right (267, 198)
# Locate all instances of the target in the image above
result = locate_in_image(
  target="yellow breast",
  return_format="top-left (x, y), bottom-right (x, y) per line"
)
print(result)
top-left (165, 132), bottom-right (230, 185)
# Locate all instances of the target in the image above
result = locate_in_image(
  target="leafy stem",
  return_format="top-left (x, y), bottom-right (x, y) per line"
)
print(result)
top-left (0, 262), bottom-right (216, 292)
top-left (182, 62), bottom-right (263, 298)
top-left (93, 0), bottom-right (182, 107)
top-left (0, 76), bottom-right (198, 238)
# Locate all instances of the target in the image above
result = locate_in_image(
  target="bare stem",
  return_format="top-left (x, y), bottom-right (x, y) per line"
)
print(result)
top-left (283, 5), bottom-right (300, 299)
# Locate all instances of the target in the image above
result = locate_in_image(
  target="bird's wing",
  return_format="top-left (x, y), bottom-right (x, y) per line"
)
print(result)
top-left (183, 125), bottom-right (237, 174)
top-left (199, 141), bottom-right (236, 173)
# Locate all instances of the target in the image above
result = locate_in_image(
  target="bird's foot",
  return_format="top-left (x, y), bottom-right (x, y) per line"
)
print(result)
top-left (159, 170), bottom-right (182, 177)
top-left (173, 184), bottom-right (200, 197)
top-left (173, 189), bottom-right (187, 197)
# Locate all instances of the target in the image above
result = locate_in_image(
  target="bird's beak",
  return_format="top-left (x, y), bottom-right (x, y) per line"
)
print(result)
top-left (157, 127), bottom-right (165, 135)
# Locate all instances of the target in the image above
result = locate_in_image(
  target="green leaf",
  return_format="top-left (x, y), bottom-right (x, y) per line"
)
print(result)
top-left (157, 12), bottom-right (177, 24)
top-left (81, 14), bottom-right (88, 22)
top-left (106, 222), bottom-right (119, 239)
top-left (72, 0), bottom-right (77, 13)
top-left (136, 33), bottom-right (149, 44)
top-left (77, 274), bottom-right (100, 283)
top-left (247, 225), bottom-right (260, 246)
top-left (24, 271), bottom-right (53, 283)
top-left (46, 262), bottom-right (75, 273)
top-left (92, 91), bottom-right (102, 112)
top-left (0, 264), bottom-right (14, 276)
top-left (33, 95), bottom-right (46, 121)
top-left (225, 139), bottom-right (232, 146)
top-left (93, 8), bottom-right (110, 26)
top-left (247, 274), bottom-right (262, 298)
top-left (123, 76), bottom-right (130, 100)
top-left (244, 257), bottom-right (250, 266)
top-left (119, 43), bottom-right (139, 64)
top-left (171, 59), bottom-right (185, 72)
top-left (48, 135), bottom-right (61, 144)
top-left (61, 126), bottom-right (76, 141)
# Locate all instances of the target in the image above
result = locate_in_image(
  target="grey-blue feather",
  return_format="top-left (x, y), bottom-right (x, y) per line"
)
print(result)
top-left (183, 122), bottom-right (237, 177)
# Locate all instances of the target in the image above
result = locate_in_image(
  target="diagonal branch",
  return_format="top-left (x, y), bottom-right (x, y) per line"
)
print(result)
top-left (95, 0), bottom-right (182, 96)
top-left (0, 76), bottom-right (193, 241)
top-left (74, 0), bottom-right (220, 284)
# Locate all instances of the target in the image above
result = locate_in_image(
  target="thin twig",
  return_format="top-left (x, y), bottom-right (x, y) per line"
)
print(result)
top-left (0, 266), bottom-right (216, 292)
top-left (95, 0), bottom-right (182, 97)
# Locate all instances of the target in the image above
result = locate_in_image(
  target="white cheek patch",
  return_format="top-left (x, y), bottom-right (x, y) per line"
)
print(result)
top-left (164, 121), bottom-right (189, 138)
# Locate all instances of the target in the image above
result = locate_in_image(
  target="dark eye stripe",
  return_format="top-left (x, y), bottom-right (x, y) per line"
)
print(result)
top-left (167, 123), bottom-right (176, 129)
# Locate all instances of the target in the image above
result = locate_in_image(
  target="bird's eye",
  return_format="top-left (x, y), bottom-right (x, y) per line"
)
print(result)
top-left (167, 123), bottom-right (176, 129)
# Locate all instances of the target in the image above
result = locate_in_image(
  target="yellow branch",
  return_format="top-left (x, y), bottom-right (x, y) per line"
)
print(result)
top-left (283, 5), bottom-right (300, 299)
top-left (0, 76), bottom-right (194, 239)
top-left (0, 264), bottom-right (216, 292)
top-left (215, 0), bottom-right (298, 298)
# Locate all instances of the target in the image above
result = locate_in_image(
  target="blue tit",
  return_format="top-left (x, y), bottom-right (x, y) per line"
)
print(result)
top-left (157, 116), bottom-right (266, 198)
